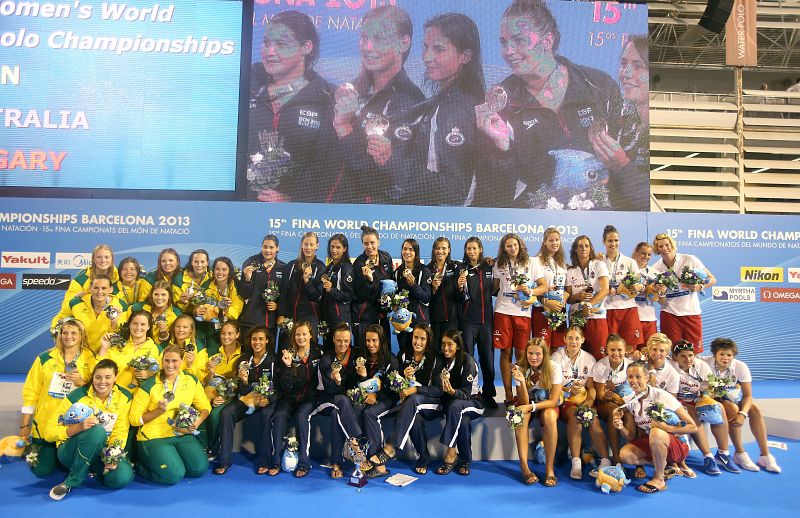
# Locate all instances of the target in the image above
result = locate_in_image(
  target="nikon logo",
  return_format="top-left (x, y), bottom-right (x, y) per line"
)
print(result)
top-left (740, 267), bottom-right (783, 282)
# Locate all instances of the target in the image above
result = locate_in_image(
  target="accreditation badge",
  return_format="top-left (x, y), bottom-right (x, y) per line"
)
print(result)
top-left (97, 412), bottom-right (118, 435)
top-left (48, 372), bottom-right (74, 399)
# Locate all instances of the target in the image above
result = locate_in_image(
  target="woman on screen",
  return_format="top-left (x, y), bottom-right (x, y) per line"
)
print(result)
top-left (247, 10), bottom-right (337, 203)
top-left (475, 0), bottom-right (622, 209)
top-left (331, 4), bottom-right (426, 204)
top-left (595, 35), bottom-right (651, 211)
top-left (358, 12), bottom-right (488, 207)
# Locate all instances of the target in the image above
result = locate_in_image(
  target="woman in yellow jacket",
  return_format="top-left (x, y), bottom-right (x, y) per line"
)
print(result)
top-left (132, 280), bottom-right (182, 343)
top-left (20, 319), bottom-right (95, 478)
top-left (43, 359), bottom-right (135, 500)
top-left (140, 248), bottom-right (184, 303)
top-left (129, 344), bottom-right (211, 485)
top-left (62, 244), bottom-right (121, 308)
top-left (158, 314), bottom-right (208, 380)
top-left (176, 249), bottom-right (212, 312)
top-left (52, 274), bottom-right (128, 354)
top-left (117, 257), bottom-right (149, 306)
top-left (194, 257), bottom-right (244, 356)
top-left (201, 320), bottom-right (243, 457)
top-left (95, 310), bottom-right (161, 390)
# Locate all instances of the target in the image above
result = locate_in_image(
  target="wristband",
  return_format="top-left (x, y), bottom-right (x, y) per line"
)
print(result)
top-left (737, 411), bottom-right (747, 418)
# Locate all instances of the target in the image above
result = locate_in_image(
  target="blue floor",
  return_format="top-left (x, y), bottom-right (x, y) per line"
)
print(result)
top-left (1, 439), bottom-right (796, 517)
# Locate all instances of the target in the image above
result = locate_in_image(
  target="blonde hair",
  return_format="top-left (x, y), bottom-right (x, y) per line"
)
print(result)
top-left (56, 319), bottom-right (90, 354)
top-left (517, 337), bottom-right (554, 391)
top-left (170, 314), bottom-right (197, 346)
top-left (91, 244), bottom-right (115, 275)
top-left (646, 332), bottom-right (672, 351)
top-left (652, 233), bottom-right (677, 252)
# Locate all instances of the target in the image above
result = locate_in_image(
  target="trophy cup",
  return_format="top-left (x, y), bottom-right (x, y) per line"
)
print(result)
top-left (485, 84), bottom-right (508, 113)
top-left (346, 436), bottom-right (371, 488)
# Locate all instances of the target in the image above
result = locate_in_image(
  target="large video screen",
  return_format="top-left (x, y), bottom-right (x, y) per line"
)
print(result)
top-left (247, 0), bottom-right (650, 211)
top-left (0, 0), bottom-right (242, 195)
top-left (1, 0), bottom-right (649, 210)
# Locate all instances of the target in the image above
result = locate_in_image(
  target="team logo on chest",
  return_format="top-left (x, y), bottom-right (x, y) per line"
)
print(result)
top-left (394, 125), bottom-right (412, 141)
top-left (445, 127), bottom-right (465, 146)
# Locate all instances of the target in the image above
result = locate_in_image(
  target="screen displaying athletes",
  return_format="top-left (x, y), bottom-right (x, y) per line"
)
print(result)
top-left (247, 0), bottom-right (650, 210)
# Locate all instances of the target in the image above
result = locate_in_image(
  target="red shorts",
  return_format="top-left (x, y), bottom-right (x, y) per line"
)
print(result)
top-left (493, 312), bottom-right (531, 351)
top-left (559, 400), bottom-right (577, 422)
top-left (606, 307), bottom-right (644, 348)
top-left (630, 435), bottom-right (690, 464)
top-left (660, 312), bottom-right (703, 353)
top-left (531, 307), bottom-right (566, 349)
top-left (583, 318), bottom-right (609, 360)
top-left (640, 321), bottom-right (658, 346)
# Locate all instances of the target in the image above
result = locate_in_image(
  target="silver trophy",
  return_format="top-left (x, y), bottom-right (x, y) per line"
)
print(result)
top-left (346, 436), bottom-right (370, 488)
top-left (248, 130), bottom-right (292, 192)
top-left (486, 84), bottom-right (508, 113)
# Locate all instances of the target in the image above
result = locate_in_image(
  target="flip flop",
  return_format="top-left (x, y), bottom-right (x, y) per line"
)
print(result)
top-left (369, 446), bottom-right (397, 466)
top-left (456, 461), bottom-right (471, 476)
top-left (256, 465), bottom-right (270, 476)
top-left (415, 460), bottom-right (429, 475)
top-left (435, 457), bottom-right (459, 475)
top-left (213, 464), bottom-right (230, 475)
top-left (295, 467), bottom-right (310, 478)
top-left (542, 475), bottom-right (558, 487)
top-left (637, 482), bottom-right (667, 493)
top-left (364, 467), bottom-right (391, 479)
top-left (633, 466), bottom-right (647, 479)
top-left (522, 471), bottom-right (539, 485)
top-left (330, 465), bottom-right (344, 479)
top-left (681, 467), bottom-right (697, 479)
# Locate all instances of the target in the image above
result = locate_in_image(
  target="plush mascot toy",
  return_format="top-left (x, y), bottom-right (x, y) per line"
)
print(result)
top-left (596, 463), bottom-right (630, 494)
top-left (58, 402), bottom-right (94, 425)
top-left (388, 307), bottom-right (415, 334)
top-left (695, 394), bottom-right (724, 425)
top-left (0, 435), bottom-right (27, 463)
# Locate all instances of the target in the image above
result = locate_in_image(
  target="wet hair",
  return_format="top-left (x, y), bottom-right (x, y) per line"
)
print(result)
top-left (268, 10), bottom-right (320, 73)
top-left (363, 5), bottom-right (413, 64)
top-left (569, 235), bottom-right (596, 266)
top-left (517, 337), bottom-right (554, 390)
top-left (496, 233), bottom-right (530, 269)
top-left (503, 0), bottom-right (561, 52)
top-left (91, 273), bottom-right (112, 286)
top-left (408, 323), bottom-right (433, 358)
top-left (423, 13), bottom-right (485, 99)
top-left (128, 309), bottom-right (153, 331)
top-left (626, 360), bottom-right (648, 375)
top-left (537, 226), bottom-right (566, 268)
top-left (462, 236), bottom-right (485, 264)
top-left (183, 249), bottom-right (210, 274)
top-left (360, 323), bottom-right (392, 368)
top-left (603, 224), bottom-right (619, 242)
top-left (429, 237), bottom-right (453, 269)
top-left (211, 257), bottom-right (238, 294)
top-left (626, 34), bottom-right (649, 68)
top-left (565, 326), bottom-right (584, 339)
top-left (633, 241), bottom-right (652, 256)
top-left (159, 344), bottom-right (185, 380)
top-left (93, 358), bottom-right (119, 376)
top-left (332, 322), bottom-right (352, 337)
top-left (245, 326), bottom-right (273, 359)
top-left (440, 329), bottom-right (466, 372)
top-left (328, 233), bottom-right (350, 263)
top-left (290, 320), bottom-right (316, 353)
top-left (710, 337), bottom-right (738, 357)
top-left (606, 333), bottom-right (627, 350)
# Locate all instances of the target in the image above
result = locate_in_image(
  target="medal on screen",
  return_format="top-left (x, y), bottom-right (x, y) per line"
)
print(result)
top-left (364, 113), bottom-right (390, 137)
top-left (486, 85), bottom-right (508, 113)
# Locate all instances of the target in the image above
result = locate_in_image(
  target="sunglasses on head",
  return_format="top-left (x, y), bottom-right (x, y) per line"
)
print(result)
top-left (655, 233), bottom-right (669, 240)
top-left (674, 340), bottom-right (694, 352)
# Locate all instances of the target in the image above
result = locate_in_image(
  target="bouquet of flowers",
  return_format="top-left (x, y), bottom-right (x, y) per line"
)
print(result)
top-left (278, 318), bottom-right (294, 334)
top-left (208, 376), bottom-right (238, 401)
top-left (347, 387), bottom-right (368, 408)
top-left (253, 373), bottom-right (275, 399)
top-left (545, 310), bottom-right (567, 330)
top-left (386, 370), bottom-right (413, 393)
top-left (100, 439), bottom-right (126, 473)
top-left (506, 406), bottom-right (524, 429)
top-left (510, 272), bottom-right (531, 302)
top-left (569, 310), bottom-right (588, 329)
top-left (705, 373), bottom-right (734, 399)
top-left (679, 266), bottom-right (709, 287)
top-left (617, 271), bottom-right (641, 300)
top-left (234, 267), bottom-right (242, 282)
top-left (654, 271), bottom-right (678, 292)
top-left (23, 442), bottom-right (40, 468)
top-left (575, 404), bottom-right (597, 428)
top-left (128, 355), bottom-right (159, 373)
top-left (645, 402), bottom-right (684, 427)
top-left (190, 292), bottom-right (209, 307)
top-left (317, 320), bottom-right (330, 339)
top-left (167, 403), bottom-right (200, 436)
top-left (380, 289), bottom-right (410, 312)
top-left (262, 280), bottom-right (280, 303)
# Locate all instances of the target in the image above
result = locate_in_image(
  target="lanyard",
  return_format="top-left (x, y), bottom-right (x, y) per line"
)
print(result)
top-left (91, 387), bottom-right (114, 411)
top-left (608, 358), bottom-right (625, 381)
top-left (579, 261), bottom-right (591, 286)
top-left (163, 373), bottom-right (179, 397)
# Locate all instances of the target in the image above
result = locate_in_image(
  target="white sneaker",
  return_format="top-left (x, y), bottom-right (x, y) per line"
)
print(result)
top-left (49, 483), bottom-right (70, 501)
top-left (589, 457), bottom-right (611, 478)
top-left (757, 454), bottom-right (782, 473)
top-left (734, 452), bottom-right (760, 472)
top-left (570, 457), bottom-right (582, 480)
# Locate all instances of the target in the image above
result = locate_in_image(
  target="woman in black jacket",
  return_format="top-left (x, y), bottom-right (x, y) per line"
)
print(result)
top-left (246, 10), bottom-right (338, 203)
top-left (392, 239), bottom-right (432, 353)
top-left (238, 234), bottom-right (285, 350)
top-left (320, 234), bottom-right (355, 351)
top-left (277, 232), bottom-right (325, 347)
top-left (351, 225), bottom-right (394, 349)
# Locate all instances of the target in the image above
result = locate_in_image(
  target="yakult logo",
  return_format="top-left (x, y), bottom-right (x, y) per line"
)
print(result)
top-left (788, 268), bottom-right (800, 283)
top-left (1, 252), bottom-right (51, 269)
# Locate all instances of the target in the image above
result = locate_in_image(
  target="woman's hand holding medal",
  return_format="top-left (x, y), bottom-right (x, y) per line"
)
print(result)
top-left (281, 349), bottom-right (293, 368)
top-left (403, 268), bottom-right (415, 285)
top-left (321, 274), bottom-right (333, 292)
